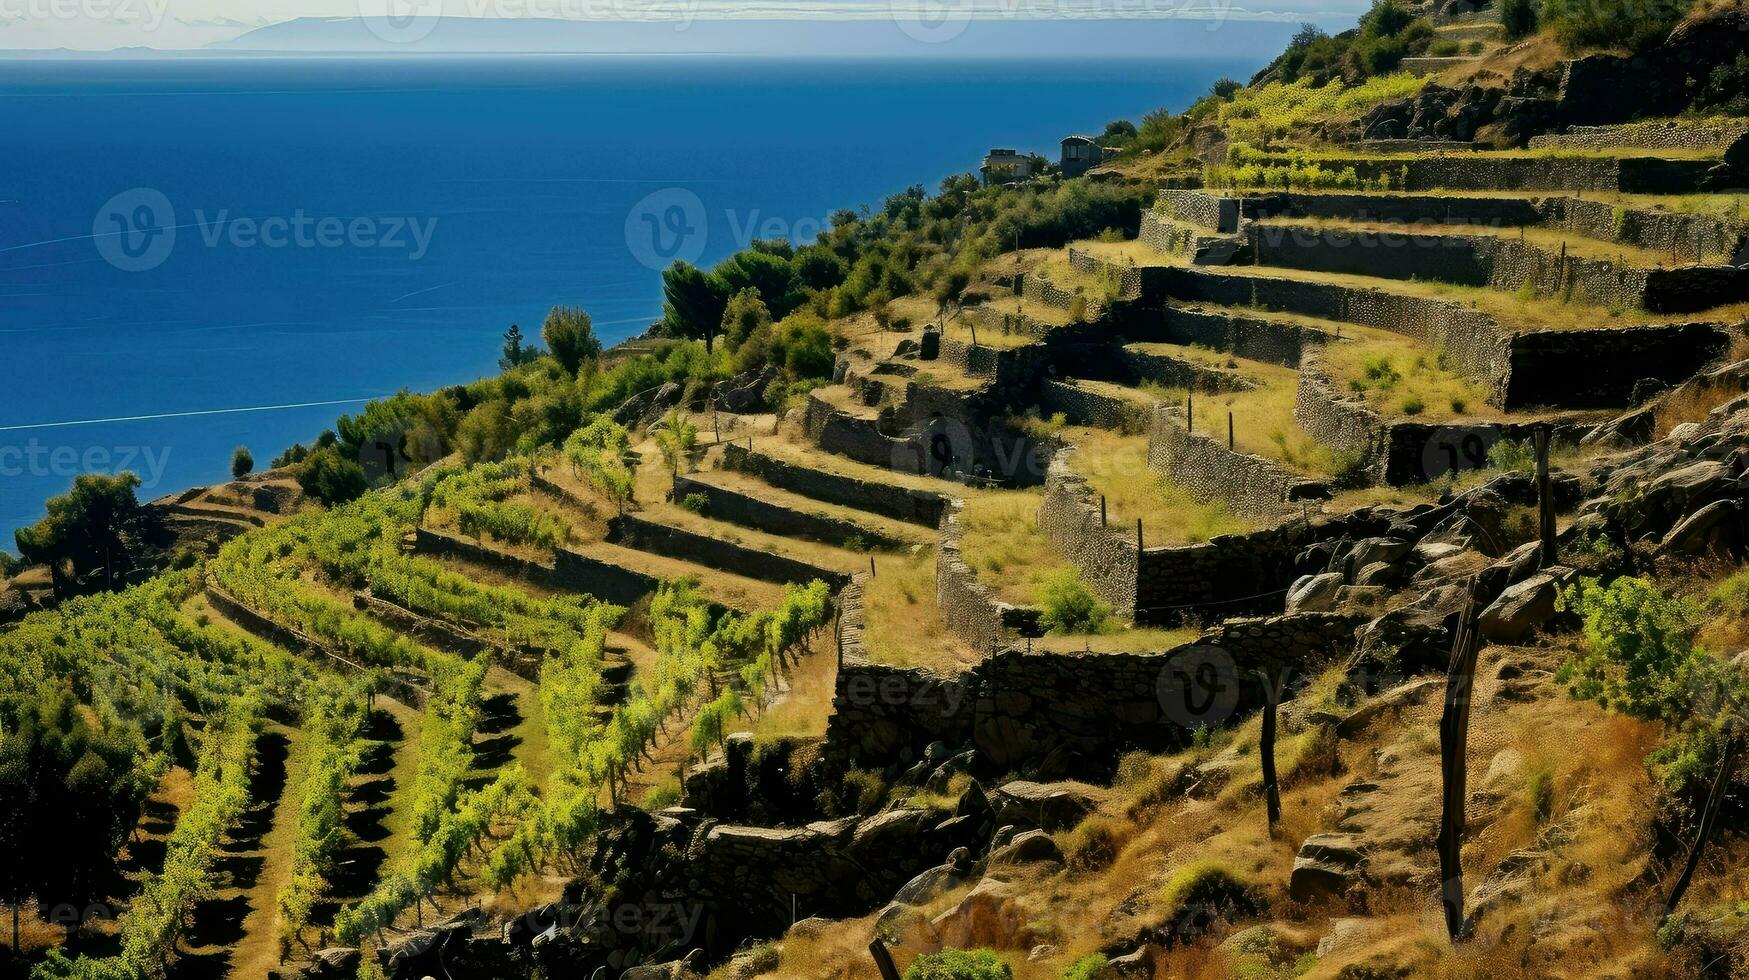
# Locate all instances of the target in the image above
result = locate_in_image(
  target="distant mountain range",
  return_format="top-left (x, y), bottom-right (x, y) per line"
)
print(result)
top-left (184, 16), bottom-right (1309, 59)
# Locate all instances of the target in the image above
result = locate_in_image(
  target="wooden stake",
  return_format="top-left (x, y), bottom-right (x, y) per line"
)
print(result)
top-left (1534, 426), bottom-right (1555, 569)
top-left (869, 555), bottom-right (877, 578)
top-left (1228, 411), bottom-right (1235, 450)
top-left (1100, 494), bottom-right (1107, 527)
top-left (1261, 676), bottom-right (1281, 833)
top-left (1663, 727), bottom-right (1739, 923)
top-left (1136, 518), bottom-right (1143, 552)
top-left (1437, 590), bottom-right (1483, 942)
top-left (869, 939), bottom-right (902, 980)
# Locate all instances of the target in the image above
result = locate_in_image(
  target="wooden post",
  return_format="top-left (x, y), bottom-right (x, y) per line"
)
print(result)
top-left (1136, 518), bottom-right (1143, 552)
top-left (835, 609), bottom-right (843, 671)
top-left (969, 318), bottom-right (979, 348)
top-left (1228, 411), bottom-right (1235, 450)
top-left (1437, 590), bottom-right (1484, 942)
top-left (1100, 494), bottom-right (1107, 527)
top-left (869, 555), bottom-right (877, 578)
top-left (1186, 390), bottom-right (1194, 432)
top-left (1663, 727), bottom-right (1739, 923)
top-left (869, 939), bottom-right (903, 980)
top-left (1534, 426), bottom-right (1555, 569)
top-left (1261, 675), bottom-right (1281, 834)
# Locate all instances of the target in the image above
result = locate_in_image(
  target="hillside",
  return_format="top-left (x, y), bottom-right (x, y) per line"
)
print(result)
top-left (3, 2), bottom-right (1749, 979)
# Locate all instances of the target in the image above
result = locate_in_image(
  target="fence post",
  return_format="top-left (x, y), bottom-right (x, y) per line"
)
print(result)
top-left (869, 555), bottom-right (876, 578)
top-left (1228, 411), bottom-right (1235, 450)
top-left (1534, 426), bottom-right (1555, 569)
top-left (1100, 494), bottom-right (1107, 527)
top-left (1186, 390), bottom-right (1193, 432)
top-left (1261, 673), bottom-right (1281, 834)
top-left (1438, 588), bottom-right (1483, 942)
top-left (1663, 726), bottom-right (1740, 924)
top-left (869, 939), bottom-right (902, 980)
top-left (1136, 518), bottom-right (1143, 552)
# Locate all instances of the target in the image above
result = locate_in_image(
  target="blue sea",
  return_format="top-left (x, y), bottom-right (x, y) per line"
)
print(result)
top-left (0, 53), bottom-right (1267, 547)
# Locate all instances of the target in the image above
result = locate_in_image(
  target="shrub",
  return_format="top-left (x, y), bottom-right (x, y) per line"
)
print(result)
top-left (1527, 765), bottom-right (1555, 823)
top-left (904, 949), bottom-right (1013, 980)
top-left (1486, 438), bottom-right (1536, 472)
top-left (1556, 576), bottom-right (1717, 724)
top-left (231, 445), bottom-right (254, 479)
top-left (1400, 394), bottom-right (1425, 416)
top-left (1540, 0), bottom-right (1693, 52)
top-left (1159, 860), bottom-right (1258, 921)
top-left (1038, 569), bottom-right (1114, 634)
top-left (1059, 954), bottom-right (1114, 980)
top-left (680, 493), bottom-right (708, 515)
top-left (1061, 815), bottom-right (1127, 871)
top-left (298, 447), bottom-right (369, 506)
top-left (1500, 0), bottom-right (1536, 37)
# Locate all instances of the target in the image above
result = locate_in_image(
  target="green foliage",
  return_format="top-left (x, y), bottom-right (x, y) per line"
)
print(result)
top-left (277, 678), bottom-right (371, 943)
top-left (1500, 0), bottom-right (1537, 39)
top-left (1695, 53), bottom-right (1749, 115)
top-left (663, 260), bottom-right (732, 352)
top-left (1038, 568), bottom-right (1114, 635)
top-left (680, 492), bottom-right (708, 515)
top-left (1059, 955), bottom-right (1114, 980)
top-left (1159, 860), bottom-right (1256, 918)
top-left (655, 410), bottom-right (699, 478)
top-left (1486, 438), bottom-right (1537, 473)
top-left (563, 417), bottom-right (635, 513)
top-left (1527, 765), bottom-right (1555, 823)
top-left (1540, 0), bottom-right (1693, 53)
top-left (13, 471), bottom-right (143, 592)
top-left (904, 949), bottom-right (1014, 980)
top-left (1555, 576), bottom-right (1723, 724)
top-left (1274, 4), bottom-right (1434, 84)
top-left (298, 446), bottom-right (369, 507)
top-left (499, 322), bottom-right (542, 371)
top-left (231, 445), bottom-right (254, 479)
top-left (541, 305), bottom-right (602, 375)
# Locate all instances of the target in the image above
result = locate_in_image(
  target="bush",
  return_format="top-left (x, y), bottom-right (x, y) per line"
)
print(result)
top-left (298, 447), bottom-right (369, 507)
top-left (1159, 860), bottom-right (1257, 920)
top-left (1061, 815), bottom-right (1127, 871)
top-left (1038, 569), bottom-right (1114, 634)
top-left (1486, 438), bottom-right (1536, 472)
top-left (231, 445), bottom-right (254, 479)
top-left (680, 493), bottom-right (708, 515)
top-left (904, 949), bottom-right (1013, 980)
top-left (1540, 0), bottom-right (1693, 52)
top-left (1556, 576), bottom-right (1718, 724)
top-left (1501, 0), bottom-right (1536, 38)
top-left (1059, 955), bottom-right (1114, 980)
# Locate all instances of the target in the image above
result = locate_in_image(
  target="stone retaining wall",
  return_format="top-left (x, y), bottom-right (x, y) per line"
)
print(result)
top-left (1162, 266), bottom-right (1726, 410)
top-left (1239, 154), bottom-right (1715, 194)
top-left (1038, 379), bottom-right (1152, 433)
top-left (1550, 198), bottom-right (1747, 262)
top-left (1161, 306), bottom-right (1326, 368)
top-left (935, 503), bottom-right (1044, 655)
top-left (1530, 119), bottom-right (1749, 151)
top-left (205, 585), bottom-right (428, 708)
top-left (1146, 405), bottom-right (1326, 519)
top-left (608, 515), bottom-right (850, 589)
top-left (1122, 345), bottom-right (1255, 392)
top-left (961, 303), bottom-right (1062, 342)
top-left (551, 546), bottom-right (666, 608)
top-left (672, 473), bottom-right (907, 550)
top-left (1293, 349), bottom-right (1390, 472)
top-left (1242, 191), bottom-right (1543, 228)
top-left (721, 444), bottom-right (950, 527)
top-left (1036, 460), bottom-right (1144, 618)
top-left (1158, 188), bottom-right (1240, 232)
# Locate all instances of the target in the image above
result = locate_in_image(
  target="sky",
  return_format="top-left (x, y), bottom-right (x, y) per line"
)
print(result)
top-left (0, 0), bottom-right (1369, 51)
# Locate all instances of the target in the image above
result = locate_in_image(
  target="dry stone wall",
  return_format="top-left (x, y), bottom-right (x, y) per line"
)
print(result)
top-left (1161, 307), bottom-right (1326, 368)
top-left (1146, 405), bottom-right (1327, 519)
top-left (1551, 198), bottom-right (1748, 262)
top-left (1158, 189), bottom-right (1240, 232)
top-left (607, 515), bottom-right (850, 589)
top-left (934, 503), bottom-right (1044, 655)
top-left (672, 473), bottom-right (907, 550)
top-left (721, 443), bottom-right (949, 527)
top-left (1530, 119), bottom-right (1749, 151)
top-left (1038, 379), bottom-right (1152, 432)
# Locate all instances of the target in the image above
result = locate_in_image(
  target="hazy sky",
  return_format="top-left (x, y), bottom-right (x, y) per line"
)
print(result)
top-left (0, 0), bottom-right (1367, 50)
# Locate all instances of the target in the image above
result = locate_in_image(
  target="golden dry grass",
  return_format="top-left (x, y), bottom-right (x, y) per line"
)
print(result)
top-left (859, 549), bottom-right (979, 671)
top-left (1064, 427), bottom-right (1257, 539)
top-left (955, 491), bottom-right (1073, 606)
top-left (1320, 333), bottom-right (1496, 421)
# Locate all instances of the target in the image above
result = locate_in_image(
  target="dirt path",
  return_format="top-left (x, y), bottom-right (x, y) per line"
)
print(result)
top-left (227, 726), bottom-right (312, 979)
top-left (483, 666), bottom-right (549, 792)
top-left (169, 725), bottom-right (297, 980)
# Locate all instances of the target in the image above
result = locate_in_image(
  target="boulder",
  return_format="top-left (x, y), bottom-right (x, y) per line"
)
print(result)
top-left (987, 829), bottom-right (1063, 866)
top-left (893, 862), bottom-right (969, 905)
top-left (302, 948), bottom-right (361, 979)
top-left (1347, 537), bottom-right (1413, 573)
top-left (1286, 573), bottom-right (1345, 613)
top-left (621, 949), bottom-right (706, 979)
top-left (1479, 566), bottom-right (1573, 643)
top-left (991, 780), bottom-right (1099, 832)
top-left (1290, 833), bottom-right (1369, 902)
top-left (930, 877), bottom-right (1026, 950)
top-left (1660, 499), bottom-right (1746, 556)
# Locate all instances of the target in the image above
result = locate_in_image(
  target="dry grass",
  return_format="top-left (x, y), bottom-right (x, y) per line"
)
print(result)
top-left (1320, 333), bottom-right (1495, 421)
top-left (1065, 427), bottom-right (1257, 538)
top-left (1035, 626), bottom-right (1198, 654)
top-left (1171, 363), bottom-right (1344, 476)
top-left (955, 492), bottom-right (1073, 606)
top-left (1262, 215), bottom-right (1680, 268)
top-left (859, 549), bottom-right (979, 671)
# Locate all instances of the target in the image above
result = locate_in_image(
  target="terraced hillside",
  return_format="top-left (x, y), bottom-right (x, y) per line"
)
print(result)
top-left (5, 1), bottom-right (1749, 979)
